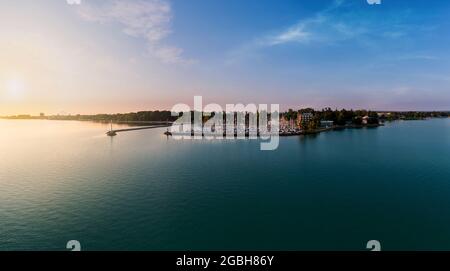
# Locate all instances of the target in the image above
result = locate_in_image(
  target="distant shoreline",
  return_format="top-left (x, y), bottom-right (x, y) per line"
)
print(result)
top-left (1, 109), bottom-right (449, 122)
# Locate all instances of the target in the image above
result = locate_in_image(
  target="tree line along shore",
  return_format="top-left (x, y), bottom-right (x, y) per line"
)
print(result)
top-left (2, 108), bottom-right (448, 122)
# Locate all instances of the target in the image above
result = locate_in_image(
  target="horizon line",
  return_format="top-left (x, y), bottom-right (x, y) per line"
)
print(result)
top-left (2, 108), bottom-right (450, 117)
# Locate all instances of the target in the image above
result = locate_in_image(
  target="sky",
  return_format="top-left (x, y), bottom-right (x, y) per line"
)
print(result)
top-left (0, 0), bottom-right (450, 115)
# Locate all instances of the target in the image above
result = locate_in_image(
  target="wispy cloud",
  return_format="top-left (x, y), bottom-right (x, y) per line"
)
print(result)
top-left (264, 16), bottom-right (321, 46)
top-left (227, 0), bottom-right (417, 64)
top-left (261, 0), bottom-right (382, 48)
top-left (397, 54), bottom-right (438, 61)
top-left (66, 0), bottom-right (81, 5)
top-left (70, 0), bottom-right (194, 64)
top-left (262, 0), bottom-right (347, 46)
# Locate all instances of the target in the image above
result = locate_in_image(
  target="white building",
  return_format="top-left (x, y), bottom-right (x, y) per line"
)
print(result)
top-left (362, 116), bottom-right (370, 125)
top-left (297, 113), bottom-right (314, 127)
top-left (320, 120), bottom-right (334, 128)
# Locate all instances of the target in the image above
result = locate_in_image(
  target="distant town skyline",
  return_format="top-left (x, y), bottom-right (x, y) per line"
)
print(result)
top-left (1, 0), bottom-right (450, 115)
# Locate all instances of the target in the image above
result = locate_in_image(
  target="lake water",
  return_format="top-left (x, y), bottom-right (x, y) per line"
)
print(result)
top-left (1, 119), bottom-right (450, 251)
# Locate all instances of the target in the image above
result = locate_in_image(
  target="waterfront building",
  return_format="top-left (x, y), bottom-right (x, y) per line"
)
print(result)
top-left (301, 113), bottom-right (313, 122)
top-left (362, 116), bottom-right (370, 125)
top-left (280, 116), bottom-right (290, 130)
top-left (296, 114), bottom-right (302, 128)
top-left (297, 113), bottom-right (314, 128)
top-left (320, 120), bottom-right (334, 128)
top-left (377, 112), bottom-right (391, 118)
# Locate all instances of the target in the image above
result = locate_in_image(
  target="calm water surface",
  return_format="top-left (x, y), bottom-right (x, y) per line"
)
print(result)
top-left (1, 119), bottom-right (450, 250)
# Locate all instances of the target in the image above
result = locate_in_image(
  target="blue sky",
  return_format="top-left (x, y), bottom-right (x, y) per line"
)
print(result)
top-left (1, 0), bottom-right (450, 114)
